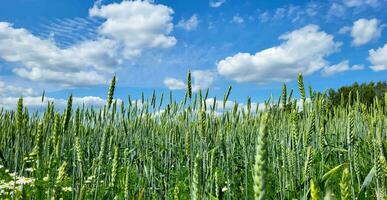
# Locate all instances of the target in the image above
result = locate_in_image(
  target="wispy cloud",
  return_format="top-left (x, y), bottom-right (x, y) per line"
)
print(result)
top-left (258, 11), bottom-right (270, 23)
top-left (37, 17), bottom-right (100, 47)
top-left (177, 14), bottom-right (199, 31)
top-left (258, 2), bottom-right (322, 23)
top-left (327, 3), bottom-right (347, 18)
top-left (343, 0), bottom-right (380, 8)
top-left (209, 0), bottom-right (225, 8)
top-left (231, 15), bottom-right (244, 24)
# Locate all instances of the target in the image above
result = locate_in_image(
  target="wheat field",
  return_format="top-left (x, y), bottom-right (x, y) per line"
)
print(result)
top-left (0, 73), bottom-right (386, 199)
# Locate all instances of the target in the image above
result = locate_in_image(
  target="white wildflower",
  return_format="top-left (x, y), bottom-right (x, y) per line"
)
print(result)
top-left (25, 168), bottom-right (34, 172)
top-left (16, 177), bottom-right (34, 185)
top-left (62, 186), bottom-right (72, 192)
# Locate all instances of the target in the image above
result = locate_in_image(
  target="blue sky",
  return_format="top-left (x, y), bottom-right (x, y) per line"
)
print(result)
top-left (0, 0), bottom-right (386, 109)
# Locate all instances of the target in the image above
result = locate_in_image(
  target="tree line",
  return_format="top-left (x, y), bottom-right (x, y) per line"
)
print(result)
top-left (327, 81), bottom-right (386, 107)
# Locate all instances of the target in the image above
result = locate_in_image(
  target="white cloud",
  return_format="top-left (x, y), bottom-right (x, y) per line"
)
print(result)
top-left (0, 81), bottom-right (35, 97)
top-left (344, 0), bottom-right (364, 7)
top-left (231, 15), bottom-right (244, 24)
top-left (338, 26), bottom-right (351, 34)
top-left (204, 97), bottom-right (310, 114)
top-left (217, 25), bottom-right (340, 84)
top-left (351, 18), bottom-right (382, 46)
top-left (176, 14), bottom-right (199, 31)
top-left (343, 0), bottom-right (379, 7)
top-left (258, 3), bottom-right (320, 23)
top-left (0, 22), bottom-right (115, 86)
top-left (209, 0), bottom-right (226, 8)
top-left (13, 67), bottom-right (107, 87)
top-left (351, 64), bottom-right (365, 70)
top-left (90, 0), bottom-right (176, 59)
top-left (369, 65), bottom-right (387, 71)
top-left (163, 70), bottom-right (216, 91)
top-left (72, 96), bottom-right (107, 106)
top-left (368, 43), bottom-right (387, 71)
top-left (205, 98), bottom-right (235, 110)
top-left (322, 60), bottom-right (364, 76)
top-left (0, 96), bottom-right (108, 110)
top-left (273, 8), bottom-right (286, 20)
top-left (327, 3), bottom-right (346, 18)
top-left (305, 3), bottom-right (319, 17)
top-left (0, 1), bottom-right (177, 87)
top-left (322, 60), bottom-right (350, 76)
top-left (191, 70), bottom-right (217, 91)
top-left (328, 1), bottom-right (381, 19)
top-left (258, 12), bottom-right (270, 23)
top-left (163, 77), bottom-right (186, 90)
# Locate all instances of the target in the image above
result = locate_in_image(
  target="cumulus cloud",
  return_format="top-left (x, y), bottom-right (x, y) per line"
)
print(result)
top-left (164, 70), bottom-right (216, 91)
top-left (368, 43), bottom-right (387, 71)
top-left (0, 22), bottom-right (115, 86)
top-left (0, 81), bottom-right (35, 97)
top-left (0, 1), bottom-right (177, 87)
top-left (209, 0), bottom-right (226, 8)
top-left (176, 14), bottom-right (199, 31)
top-left (217, 25), bottom-right (340, 84)
top-left (322, 60), bottom-right (364, 76)
top-left (90, 0), bottom-right (176, 59)
top-left (350, 18), bottom-right (382, 46)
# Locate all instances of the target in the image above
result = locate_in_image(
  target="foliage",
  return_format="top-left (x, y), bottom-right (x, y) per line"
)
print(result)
top-left (327, 81), bottom-right (387, 107)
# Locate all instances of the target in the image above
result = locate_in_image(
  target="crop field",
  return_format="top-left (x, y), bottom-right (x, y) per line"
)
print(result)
top-left (0, 73), bottom-right (386, 199)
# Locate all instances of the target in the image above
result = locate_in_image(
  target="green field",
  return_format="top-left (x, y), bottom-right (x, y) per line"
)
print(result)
top-left (0, 73), bottom-right (386, 199)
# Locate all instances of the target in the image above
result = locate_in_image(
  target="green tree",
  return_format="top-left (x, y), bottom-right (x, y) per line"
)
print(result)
top-left (327, 81), bottom-right (386, 107)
